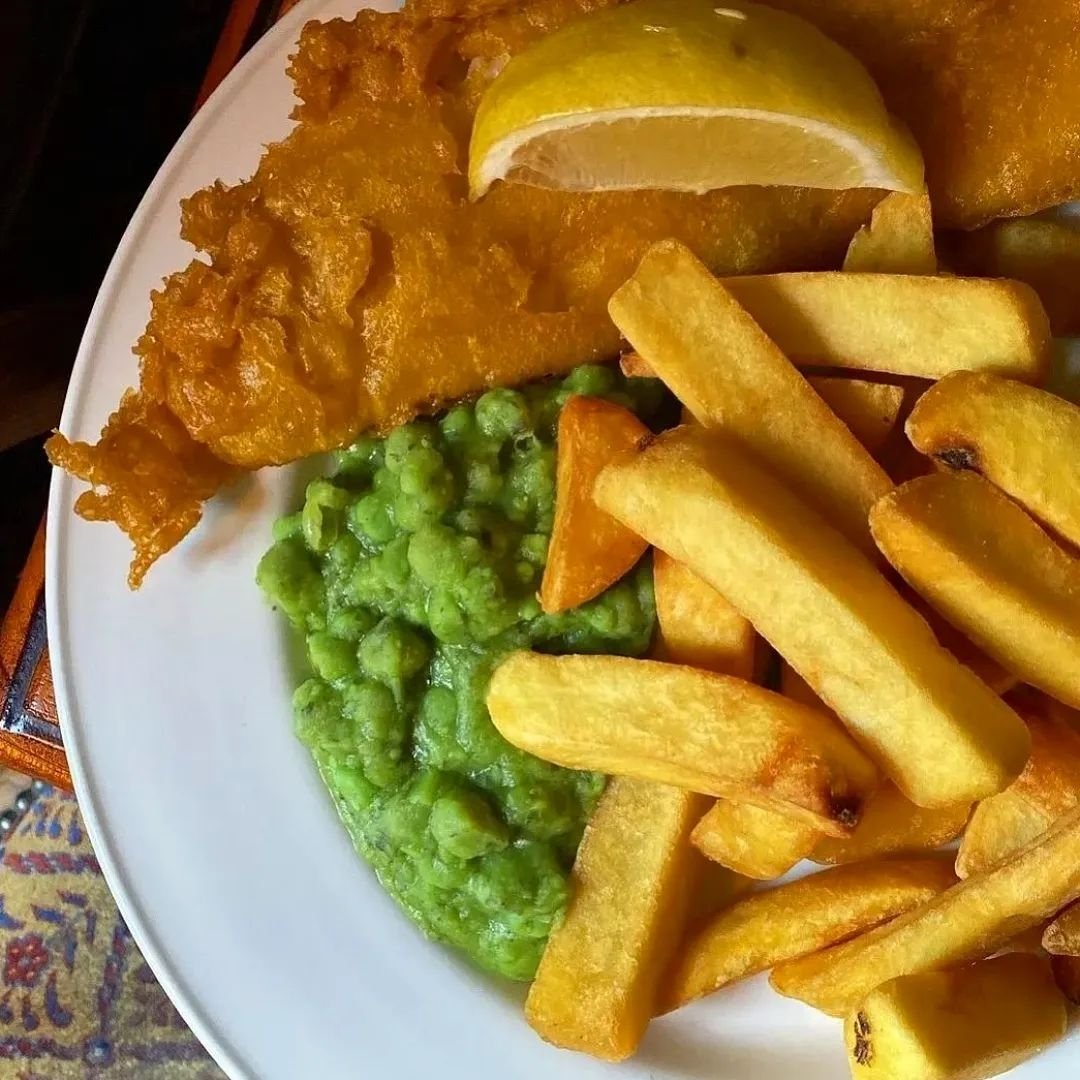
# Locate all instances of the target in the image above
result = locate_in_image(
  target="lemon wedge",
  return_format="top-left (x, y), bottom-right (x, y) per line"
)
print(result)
top-left (469, 0), bottom-right (923, 199)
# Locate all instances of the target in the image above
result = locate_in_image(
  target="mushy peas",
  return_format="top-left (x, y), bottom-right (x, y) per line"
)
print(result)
top-left (257, 365), bottom-right (661, 980)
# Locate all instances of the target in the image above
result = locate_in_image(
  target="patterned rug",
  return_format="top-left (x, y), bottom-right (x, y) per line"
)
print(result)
top-left (0, 784), bottom-right (222, 1078)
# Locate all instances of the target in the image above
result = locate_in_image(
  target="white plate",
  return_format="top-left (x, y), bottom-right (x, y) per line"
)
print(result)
top-left (45, 2), bottom-right (1078, 1077)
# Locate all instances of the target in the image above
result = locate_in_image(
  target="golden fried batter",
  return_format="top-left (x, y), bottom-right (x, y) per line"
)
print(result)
top-left (48, 391), bottom-right (236, 587)
top-left (768, 0), bottom-right (1080, 229)
top-left (50, 0), bottom-right (879, 585)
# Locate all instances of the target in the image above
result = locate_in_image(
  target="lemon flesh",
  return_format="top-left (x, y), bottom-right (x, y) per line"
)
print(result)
top-left (469, 0), bottom-right (923, 198)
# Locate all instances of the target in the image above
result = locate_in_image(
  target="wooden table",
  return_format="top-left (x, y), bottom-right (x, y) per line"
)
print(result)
top-left (0, 0), bottom-right (300, 789)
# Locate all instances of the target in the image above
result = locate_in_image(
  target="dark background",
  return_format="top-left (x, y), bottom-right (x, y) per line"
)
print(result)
top-left (0, 0), bottom-right (260, 612)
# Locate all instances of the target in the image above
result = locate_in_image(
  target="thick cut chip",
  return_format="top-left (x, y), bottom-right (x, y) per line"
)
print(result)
top-left (907, 596), bottom-right (1018, 697)
top-left (812, 782), bottom-right (969, 867)
top-left (942, 218), bottom-right (1080, 336)
top-left (1043, 901), bottom-right (1080, 957)
top-left (957, 705), bottom-right (1080, 878)
top-left (653, 550), bottom-right (755, 678)
top-left (687, 860), bottom-right (755, 929)
top-left (845, 953), bottom-right (1066, 1080)
top-left (620, 351), bottom-right (905, 458)
top-left (871, 472), bottom-right (1080, 708)
top-left (594, 426), bottom-right (1030, 808)
top-left (718, 273), bottom-right (1049, 382)
top-left (662, 858), bottom-right (955, 1011)
top-left (770, 805), bottom-right (1080, 1017)
top-left (781, 666), bottom-right (971, 864)
top-left (843, 190), bottom-right (936, 275)
top-left (908, 371), bottom-right (1080, 551)
top-left (487, 652), bottom-right (877, 835)
top-left (608, 241), bottom-right (890, 551)
top-left (526, 778), bottom-right (707, 1060)
top-left (808, 377), bottom-right (904, 457)
top-left (955, 791), bottom-right (1048, 882)
top-left (539, 395), bottom-right (649, 613)
top-left (691, 800), bottom-right (820, 881)
top-left (620, 352), bottom-right (905, 461)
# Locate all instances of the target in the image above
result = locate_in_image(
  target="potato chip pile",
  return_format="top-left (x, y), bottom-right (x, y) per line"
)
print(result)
top-left (492, 202), bottom-right (1080, 1079)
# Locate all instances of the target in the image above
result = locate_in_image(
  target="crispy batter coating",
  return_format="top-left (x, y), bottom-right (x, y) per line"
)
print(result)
top-left (769, 0), bottom-right (1080, 229)
top-left (51, 0), bottom-right (887, 585)
top-left (47, 392), bottom-right (236, 587)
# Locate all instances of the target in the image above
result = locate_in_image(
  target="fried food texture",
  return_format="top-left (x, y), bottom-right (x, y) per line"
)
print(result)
top-left (768, 0), bottom-right (1080, 228)
top-left (49, 0), bottom-right (879, 587)
top-left (46, 392), bottom-right (237, 588)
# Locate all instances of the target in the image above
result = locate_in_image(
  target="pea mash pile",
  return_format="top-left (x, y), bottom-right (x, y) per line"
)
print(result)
top-left (257, 366), bottom-right (662, 979)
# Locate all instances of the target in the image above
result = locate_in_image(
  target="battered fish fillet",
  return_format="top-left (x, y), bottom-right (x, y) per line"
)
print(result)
top-left (48, 0), bottom-right (877, 586)
top-left (51, 0), bottom-right (1080, 586)
top-left (768, 0), bottom-right (1080, 229)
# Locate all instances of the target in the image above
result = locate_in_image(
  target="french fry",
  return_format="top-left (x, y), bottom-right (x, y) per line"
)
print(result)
top-left (845, 953), bottom-right (1066, 1080)
top-left (662, 858), bottom-right (956, 1012)
top-left (770, 804), bottom-right (1080, 1017)
top-left (780, 662), bottom-right (821, 709)
top-left (618, 354), bottom-right (906, 459)
top-left (594, 426), bottom-right (1030, 808)
top-left (652, 551), bottom-right (755, 678)
top-left (955, 791), bottom-right (1048, 881)
top-left (687, 858), bottom-right (755, 929)
top-left (653, 549), bottom-right (795, 879)
top-left (691, 800), bottom-right (819, 881)
top-left (908, 598), bottom-right (1018, 696)
top-left (813, 783), bottom-right (969, 866)
top-left (525, 778), bottom-right (707, 1060)
top-left (539, 396), bottom-right (649, 613)
top-left (720, 272), bottom-right (1049, 382)
top-left (608, 241), bottom-right (890, 551)
top-left (790, 652), bottom-right (970, 864)
top-left (1043, 900), bottom-right (1080, 956)
top-left (1051, 955), bottom-right (1080, 1005)
top-left (908, 371), bottom-right (1080, 550)
top-left (942, 217), bottom-right (1080, 335)
top-left (808, 377), bottom-right (905, 457)
top-left (487, 652), bottom-right (877, 836)
top-left (871, 471), bottom-right (1080, 708)
top-left (957, 700), bottom-right (1080, 877)
top-left (843, 191), bottom-right (936, 275)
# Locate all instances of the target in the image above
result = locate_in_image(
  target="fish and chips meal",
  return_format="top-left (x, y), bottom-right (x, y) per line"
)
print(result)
top-left (48, 0), bottom-right (1080, 1074)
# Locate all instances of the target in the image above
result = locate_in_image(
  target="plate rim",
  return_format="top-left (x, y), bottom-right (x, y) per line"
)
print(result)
top-left (44, 1), bottom-right (326, 1075)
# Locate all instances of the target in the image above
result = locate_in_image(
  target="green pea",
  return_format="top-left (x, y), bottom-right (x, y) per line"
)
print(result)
top-left (326, 605), bottom-right (377, 642)
top-left (384, 422), bottom-right (438, 474)
top-left (292, 678), bottom-right (342, 746)
top-left (358, 617), bottom-right (431, 684)
top-left (307, 631), bottom-right (356, 683)
top-left (407, 525), bottom-right (456, 588)
top-left (271, 512), bottom-right (302, 542)
top-left (430, 789), bottom-right (508, 860)
top-left (465, 459), bottom-right (503, 505)
top-left (349, 493), bottom-right (396, 546)
top-left (302, 499), bottom-right (339, 553)
top-left (305, 478), bottom-right (351, 510)
top-left (426, 588), bottom-right (469, 644)
top-left (562, 363), bottom-right (615, 398)
top-left (518, 533), bottom-right (548, 566)
top-left (256, 539), bottom-right (326, 632)
top-left (476, 388), bottom-right (531, 441)
top-left (399, 446), bottom-right (445, 495)
top-left (439, 404), bottom-right (474, 444)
